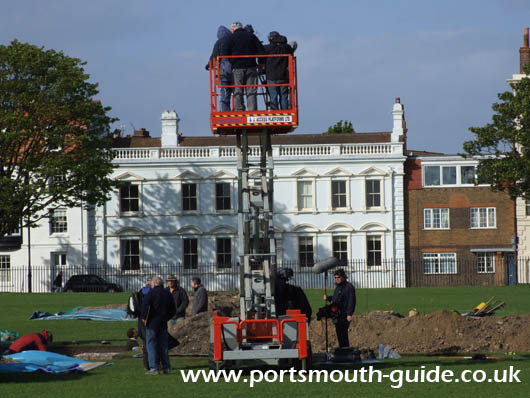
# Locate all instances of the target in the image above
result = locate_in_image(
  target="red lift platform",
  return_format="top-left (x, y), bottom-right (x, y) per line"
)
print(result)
top-left (209, 54), bottom-right (299, 135)
top-left (207, 53), bottom-right (310, 370)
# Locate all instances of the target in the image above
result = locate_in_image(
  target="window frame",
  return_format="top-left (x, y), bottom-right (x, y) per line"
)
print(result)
top-left (423, 164), bottom-right (479, 187)
top-left (365, 179), bottom-right (382, 210)
top-left (422, 252), bottom-right (457, 274)
top-left (50, 208), bottom-right (68, 235)
top-left (121, 238), bottom-right (141, 271)
top-left (332, 235), bottom-right (348, 266)
top-left (52, 252), bottom-right (67, 267)
top-left (216, 237), bottom-right (232, 268)
top-left (470, 207), bottom-right (496, 229)
top-left (215, 182), bottom-right (232, 212)
top-left (366, 235), bottom-right (382, 267)
top-left (460, 166), bottom-right (476, 185)
top-left (476, 252), bottom-right (495, 274)
top-left (298, 236), bottom-right (315, 268)
top-left (119, 183), bottom-right (140, 214)
top-left (423, 208), bottom-right (450, 229)
top-left (331, 179), bottom-right (348, 210)
top-left (0, 255), bottom-right (11, 283)
top-left (183, 237), bottom-right (199, 269)
top-left (182, 183), bottom-right (198, 212)
top-left (297, 180), bottom-right (314, 211)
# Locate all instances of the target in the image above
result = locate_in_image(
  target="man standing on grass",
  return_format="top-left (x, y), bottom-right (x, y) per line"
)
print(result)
top-left (141, 276), bottom-right (176, 375)
top-left (324, 269), bottom-right (356, 348)
top-left (166, 274), bottom-right (189, 326)
top-left (190, 277), bottom-right (208, 315)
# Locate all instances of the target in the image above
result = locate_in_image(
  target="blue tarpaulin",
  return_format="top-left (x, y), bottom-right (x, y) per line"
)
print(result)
top-left (29, 308), bottom-right (135, 321)
top-left (0, 351), bottom-right (109, 374)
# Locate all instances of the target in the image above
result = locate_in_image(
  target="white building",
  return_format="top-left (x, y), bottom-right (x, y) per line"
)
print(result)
top-left (508, 28), bottom-right (530, 282)
top-left (0, 100), bottom-right (407, 291)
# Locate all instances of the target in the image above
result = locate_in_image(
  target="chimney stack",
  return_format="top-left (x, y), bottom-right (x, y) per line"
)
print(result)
top-left (161, 110), bottom-right (180, 147)
top-left (520, 27), bottom-right (530, 73)
top-left (392, 97), bottom-right (406, 143)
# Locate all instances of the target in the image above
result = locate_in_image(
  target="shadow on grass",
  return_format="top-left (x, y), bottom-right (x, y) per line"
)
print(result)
top-left (0, 371), bottom-right (88, 383)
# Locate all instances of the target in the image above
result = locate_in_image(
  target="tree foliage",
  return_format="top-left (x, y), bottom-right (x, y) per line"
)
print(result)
top-left (0, 40), bottom-right (118, 237)
top-left (325, 120), bottom-right (355, 134)
top-left (463, 65), bottom-right (530, 199)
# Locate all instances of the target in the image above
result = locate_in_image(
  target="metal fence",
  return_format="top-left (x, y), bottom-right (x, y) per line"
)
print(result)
top-left (1, 257), bottom-right (526, 293)
top-left (0, 260), bottom-right (406, 293)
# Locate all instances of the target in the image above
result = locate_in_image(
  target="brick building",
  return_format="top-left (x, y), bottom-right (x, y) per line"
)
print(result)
top-left (405, 154), bottom-right (516, 287)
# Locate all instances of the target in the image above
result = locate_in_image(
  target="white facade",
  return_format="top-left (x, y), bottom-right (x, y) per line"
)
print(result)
top-left (507, 57), bottom-right (530, 282)
top-left (0, 101), bottom-right (407, 291)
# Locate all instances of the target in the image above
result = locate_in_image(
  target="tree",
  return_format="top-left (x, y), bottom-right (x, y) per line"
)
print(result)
top-left (324, 120), bottom-right (355, 134)
top-left (0, 40), bottom-right (118, 238)
top-left (463, 65), bottom-right (530, 199)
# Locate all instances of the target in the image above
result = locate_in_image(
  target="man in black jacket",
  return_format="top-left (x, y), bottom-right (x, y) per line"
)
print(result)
top-left (166, 274), bottom-right (189, 325)
top-left (141, 276), bottom-right (176, 375)
top-left (221, 21), bottom-right (265, 111)
top-left (264, 31), bottom-right (293, 110)
top-left (324, 269), bottom-right (356, 347)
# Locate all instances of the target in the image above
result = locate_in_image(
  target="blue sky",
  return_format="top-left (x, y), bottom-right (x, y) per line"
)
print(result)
top-left (2, 0), bottom-right (528, 153)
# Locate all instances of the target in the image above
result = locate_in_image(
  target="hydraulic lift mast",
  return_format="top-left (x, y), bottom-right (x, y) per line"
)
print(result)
top-left (208, 53), bottom-right (309, 370)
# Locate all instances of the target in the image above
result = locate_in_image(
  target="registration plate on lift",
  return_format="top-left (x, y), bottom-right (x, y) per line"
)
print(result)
top-left (247, 116), bottom-right (293, 124)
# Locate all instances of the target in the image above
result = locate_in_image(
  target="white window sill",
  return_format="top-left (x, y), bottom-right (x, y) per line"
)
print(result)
top-left (118, 212), bottom-right (144, 218)
top-left (182, 211), bottom-right (200, 215)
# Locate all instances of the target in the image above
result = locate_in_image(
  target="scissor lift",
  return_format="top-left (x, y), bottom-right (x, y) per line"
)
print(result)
top-left (208, 54), bottom-right (310, 370)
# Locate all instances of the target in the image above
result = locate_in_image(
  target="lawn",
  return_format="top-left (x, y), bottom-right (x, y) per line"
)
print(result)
top-left (3, 285), bottom-right (530, 342)
top-left (1, 287), bottom-right (530, 397)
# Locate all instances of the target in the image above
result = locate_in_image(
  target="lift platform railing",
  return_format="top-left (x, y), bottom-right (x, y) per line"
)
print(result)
top-left (209, 54), bottom-right (298, 135)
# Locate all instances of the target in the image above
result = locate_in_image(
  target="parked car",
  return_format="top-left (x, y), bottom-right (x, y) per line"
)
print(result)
top-left (63, 274), bottom-right (123, 293)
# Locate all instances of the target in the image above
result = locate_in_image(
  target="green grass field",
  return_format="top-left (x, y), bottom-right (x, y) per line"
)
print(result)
top-left (1, 286), bottom-right (530, 397)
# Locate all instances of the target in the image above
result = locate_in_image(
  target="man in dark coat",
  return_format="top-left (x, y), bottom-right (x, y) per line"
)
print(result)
top-left (141, 276), bottom-right (176, 375)
top-left (324, 269), bottom-right (356, 347)
top-left (190, 277), bottom-right (208, 315)
top-left (221, 21), bottom-right (265, 111)
top-left (264, 31), bottom-right (294, 110)
top-left (53, 271), bottom-right (63, 292)
top-left (206, 25), bottom-right (233, 111)
top-left (166, 274), bottom-right (189, 325)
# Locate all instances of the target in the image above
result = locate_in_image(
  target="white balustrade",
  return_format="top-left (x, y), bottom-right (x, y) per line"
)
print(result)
top-left (114, 143), bottom-right (396, 160)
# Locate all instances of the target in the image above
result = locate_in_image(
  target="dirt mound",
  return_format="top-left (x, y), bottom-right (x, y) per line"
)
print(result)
top-left (166, 293), bottom-right (530, 355)
top-left (168, 293), bottom-right (240, 354)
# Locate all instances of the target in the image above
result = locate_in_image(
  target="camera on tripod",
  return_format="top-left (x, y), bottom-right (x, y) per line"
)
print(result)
top-left (316, 303), bottom-right (342, 324)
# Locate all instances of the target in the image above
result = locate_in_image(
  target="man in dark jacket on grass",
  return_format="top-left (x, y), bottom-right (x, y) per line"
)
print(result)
top-left (206, 25), bottom-right (233, 111)
top-left (141, 276), bottom-right (176, 375)
top-left (221, 21), bottom-right (265, 111)
top-left (264, 31), bottom-right (294, 110)
top-left (166, 274), bottom-right (189, 325)
top-left (324, 268), bottom-right (356, 347)
top-left (190, 276), bottom-right (208, 315)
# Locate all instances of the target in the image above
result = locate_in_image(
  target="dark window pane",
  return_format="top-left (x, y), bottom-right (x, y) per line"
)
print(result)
top-left (424, 166), bottom-right (440, 186)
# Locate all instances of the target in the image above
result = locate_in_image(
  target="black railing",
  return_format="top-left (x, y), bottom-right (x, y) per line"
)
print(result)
top-left (0, 257), bottom-right (526, 293)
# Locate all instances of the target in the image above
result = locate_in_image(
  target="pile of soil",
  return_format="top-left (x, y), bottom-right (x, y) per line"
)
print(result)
top-left (169, 293), bottom-right (240, 354)
top-left (167, 293), bottom-right (530, 355)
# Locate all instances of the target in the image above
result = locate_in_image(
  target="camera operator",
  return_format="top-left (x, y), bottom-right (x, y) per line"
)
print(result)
top-left (323, 269), bottom-right (356, 347)
top-left (275, 268), bottom-right (312, 323)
